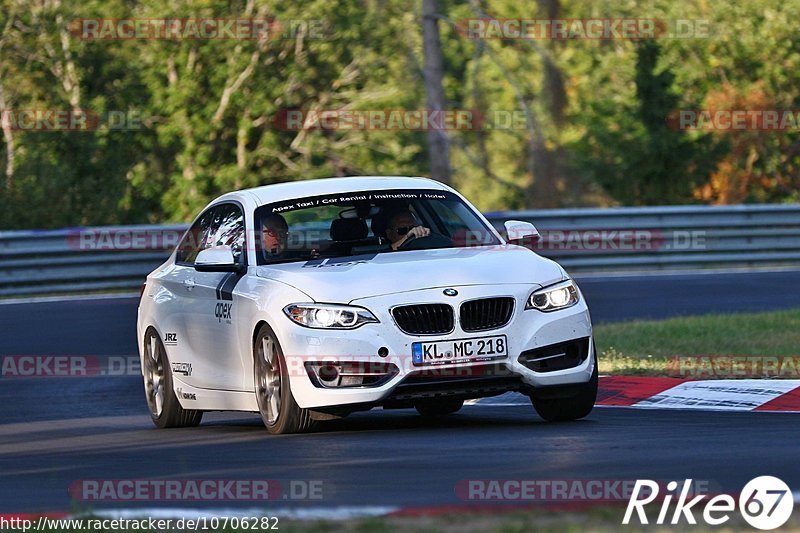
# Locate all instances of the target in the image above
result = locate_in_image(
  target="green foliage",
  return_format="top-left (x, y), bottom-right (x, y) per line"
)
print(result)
top-left (572, 40), bottom-right (724, 205)
top-left (596, 308), bottom-right (800, 375)
top-left (0, 0), bottom-right (798, 228)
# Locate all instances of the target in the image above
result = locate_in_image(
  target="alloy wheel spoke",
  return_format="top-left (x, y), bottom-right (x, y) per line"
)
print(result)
top-left (149, 336), bottom-right (158, 362)
top-left (261, 338), bottom-right (272, 368)
top-left (145, 334), bottom-right (165, 416)
top-left (269, 394), bottom-right (279, 420)
top-left (258, 335), bottom-right (281, 424)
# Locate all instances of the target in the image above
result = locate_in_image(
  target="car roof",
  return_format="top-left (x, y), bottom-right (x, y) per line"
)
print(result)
top-left (215, 176), bottom-right (451, 207)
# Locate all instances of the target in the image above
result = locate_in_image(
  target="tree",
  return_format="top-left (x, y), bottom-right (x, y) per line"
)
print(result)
top-left (421, 0), bottom-right (451, 184)
top-left (573, 40), bottom-right (722, 205)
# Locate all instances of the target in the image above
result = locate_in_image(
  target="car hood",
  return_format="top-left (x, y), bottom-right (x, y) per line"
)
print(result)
top-left (255, 245), bottom-right (565, 303)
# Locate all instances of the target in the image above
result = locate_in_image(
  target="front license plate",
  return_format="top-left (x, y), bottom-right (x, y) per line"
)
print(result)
top-left (412, 335), bottom-right (508, 366)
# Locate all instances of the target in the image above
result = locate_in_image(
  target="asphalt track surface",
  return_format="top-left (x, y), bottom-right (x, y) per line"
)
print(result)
top-left (1, 269), bottom-right (799, 514)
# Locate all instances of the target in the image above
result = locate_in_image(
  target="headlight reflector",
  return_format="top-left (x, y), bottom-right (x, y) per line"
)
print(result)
top-left (526, 280), bottom-right (579, 312)
top-left (284, 303), bottom-right (379, 329)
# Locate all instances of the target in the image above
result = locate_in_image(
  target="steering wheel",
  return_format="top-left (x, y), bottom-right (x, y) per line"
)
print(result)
top-left (398, 232), bottom-right (418, 249)
top-left (399, 231), bottom-right (452, 250)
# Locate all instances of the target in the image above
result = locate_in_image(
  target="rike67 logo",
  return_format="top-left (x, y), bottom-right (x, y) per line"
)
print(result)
top-left (624, 476), bottom-right (794, 530)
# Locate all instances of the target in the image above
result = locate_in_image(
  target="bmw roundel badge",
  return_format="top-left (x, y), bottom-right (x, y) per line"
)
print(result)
top-left (443, 288), bottom-right (458, 297)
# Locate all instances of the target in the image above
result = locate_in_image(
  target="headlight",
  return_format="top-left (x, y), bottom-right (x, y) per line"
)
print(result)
top-left (283, 303), bottom-right (379, 329)
top-left (526, 280), bottom-right (579, 312)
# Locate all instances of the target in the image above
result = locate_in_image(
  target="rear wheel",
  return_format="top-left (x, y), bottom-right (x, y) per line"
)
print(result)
top-left (142, 328), bottom-right (202, 428)
top-left (415, 397), bottom-right (464, 416)
top-left (254, 324), bottom-right (317, 434)
top-left (530, 348), bottom-right (598, 422)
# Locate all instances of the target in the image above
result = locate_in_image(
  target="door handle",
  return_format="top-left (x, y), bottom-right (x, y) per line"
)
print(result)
top-left (183, 278), bottom-right (196, 290)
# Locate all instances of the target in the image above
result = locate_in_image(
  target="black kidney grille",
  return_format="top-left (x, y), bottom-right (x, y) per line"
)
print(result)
top-left (460, 297), bottom-right (515, 332)
top-left (392, 304), bottom-right (454, 335)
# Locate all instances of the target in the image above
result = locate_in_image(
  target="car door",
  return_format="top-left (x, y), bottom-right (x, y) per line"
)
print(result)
top-left (156, 208), bottom-right (216, 385)
top-left (175, 202), bottom-right (248, 391)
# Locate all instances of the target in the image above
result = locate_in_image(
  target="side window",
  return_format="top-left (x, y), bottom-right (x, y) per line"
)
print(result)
top-left (207, 204), bottom-right (246, 263)
top-left (175, 204), bottom-right (246, 265)
top-left (176, 209), bottom-right (215, 264)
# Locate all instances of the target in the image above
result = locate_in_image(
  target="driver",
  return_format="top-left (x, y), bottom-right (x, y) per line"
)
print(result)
top-left (385, 209), bottom-right (430, 250)
top-left (261, 213), bottom-right (289, 257)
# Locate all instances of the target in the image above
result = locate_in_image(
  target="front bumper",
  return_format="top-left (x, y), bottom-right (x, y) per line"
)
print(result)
top-left (276, 283), bottom-right (594, 410)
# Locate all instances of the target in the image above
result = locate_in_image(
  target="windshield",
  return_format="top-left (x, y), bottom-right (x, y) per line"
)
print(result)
top-left (253, 189), bottom-right (500, 265)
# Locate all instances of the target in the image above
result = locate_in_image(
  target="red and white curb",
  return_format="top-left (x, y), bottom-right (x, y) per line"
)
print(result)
top-left (471, 376), bottom-right (800, 412)
top-left (598, 376), bottom-right (800, 411)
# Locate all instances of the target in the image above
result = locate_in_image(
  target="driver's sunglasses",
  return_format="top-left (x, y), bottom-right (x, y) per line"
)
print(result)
top-left (263, 227), bottom-right (288, 238)
top-left (393, 226), bottom-right (414, 236)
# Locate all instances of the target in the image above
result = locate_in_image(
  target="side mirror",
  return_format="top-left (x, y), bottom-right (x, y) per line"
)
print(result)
top-left (194, 246), bottom-right (245, 273)
top-left (504, 220), bottom-right (540, 244)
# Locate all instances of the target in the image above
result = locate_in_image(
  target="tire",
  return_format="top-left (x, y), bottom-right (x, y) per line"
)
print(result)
top-left (254, 323), bottom-right (317, 434)
top-left (530, 347), bottom-right (598, 422)
top-left (415, 397), bottom-right (464, 416)
top-left (142, 328), bottom-right (203, 429)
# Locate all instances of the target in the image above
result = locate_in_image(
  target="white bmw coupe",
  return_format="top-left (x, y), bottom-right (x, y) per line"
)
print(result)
top-left (138, 176), bottom-right (597, 433)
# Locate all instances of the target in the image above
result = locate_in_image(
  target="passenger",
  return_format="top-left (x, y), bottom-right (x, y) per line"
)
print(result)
top-left (261, 213), bottom-right (289, 257)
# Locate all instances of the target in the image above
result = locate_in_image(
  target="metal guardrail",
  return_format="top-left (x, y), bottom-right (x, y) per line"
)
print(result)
top-left (0, 224), bottom-right (187, 297)
top-left (1, 205), bottom-right (799, 297)
top-left (487, 203), bottom-right (800, 272)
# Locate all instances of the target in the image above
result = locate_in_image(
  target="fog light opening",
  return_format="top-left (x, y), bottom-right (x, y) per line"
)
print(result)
top-left (318, 363), bottom-right (340, 382)
top-left (305, 361), bottom-right (400, 389)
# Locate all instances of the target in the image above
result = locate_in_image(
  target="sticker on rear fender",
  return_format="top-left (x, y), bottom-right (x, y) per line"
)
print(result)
top-left (412, 335), bottom-right (508, 366)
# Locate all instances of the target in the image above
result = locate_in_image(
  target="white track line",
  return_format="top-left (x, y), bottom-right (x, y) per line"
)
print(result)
top-left (80, 506), bottom-right (398, 521)
top-left (0, 293), bottom-right (139, 305)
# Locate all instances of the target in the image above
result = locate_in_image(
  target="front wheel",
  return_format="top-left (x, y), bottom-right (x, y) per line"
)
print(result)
top-left (142, 328), bottom-right (202, 428)
top-left (254, 324), bottom-right (317, 434)
top-left (530, 349), bottom-right (598, 422)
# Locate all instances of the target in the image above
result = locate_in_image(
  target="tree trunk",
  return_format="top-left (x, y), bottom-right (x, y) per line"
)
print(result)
top-left (527, 138), bottom-right (560, 207)
top-left (421, 0), bottom-right (451, 185)
top-left (538, 0), bottom-right (566, 127)
top-left (524, 0), bottom-right (567, 207)
top-left (0, 81), bottom-right (14, 189)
